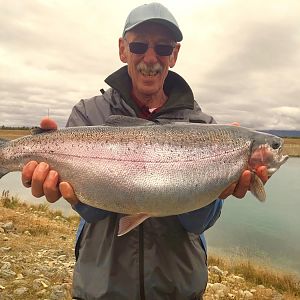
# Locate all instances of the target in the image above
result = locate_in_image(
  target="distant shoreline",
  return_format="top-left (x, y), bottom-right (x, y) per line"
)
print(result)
top-left (0, 129), bottom-right (299, 157)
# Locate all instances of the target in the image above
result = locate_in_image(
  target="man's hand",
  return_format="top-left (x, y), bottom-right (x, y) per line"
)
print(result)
top-left (21, 117), bottom-right (79, 205)
top-left (219, 166), bottom-right (269, 200)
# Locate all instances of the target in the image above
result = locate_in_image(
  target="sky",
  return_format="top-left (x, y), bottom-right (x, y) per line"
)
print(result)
top-left (0, 0), bottom-right (299, 129)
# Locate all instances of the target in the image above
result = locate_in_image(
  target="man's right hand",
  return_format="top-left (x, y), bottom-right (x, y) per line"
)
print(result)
top-left (21, 117), bottom-right (79, 206)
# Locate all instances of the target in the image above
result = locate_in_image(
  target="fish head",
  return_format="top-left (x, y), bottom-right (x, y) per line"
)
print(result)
top-left (248, 132), bottom-right (289, 176)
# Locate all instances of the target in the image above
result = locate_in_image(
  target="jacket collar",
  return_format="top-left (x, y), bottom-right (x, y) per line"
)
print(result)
top-left (104, 66), bottom-right (194, 115)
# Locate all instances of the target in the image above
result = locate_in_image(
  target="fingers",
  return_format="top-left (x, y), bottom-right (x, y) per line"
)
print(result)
top-left (232, 170), bottom-right (252, 199)
top-left (256, 166), bottom-right (268, 184)
top-left (59, 182), bottom-right (79, 206)
top-left (219, 170), bottom-right (252, 200)
top-left (219, 183), bottom-right (237, 200)
top-left (43, 170), bottom-right (62, 203)
top-left (40, 117), bottom-right (58, 130)
top-left (22, 161), bottom-right (38, 187)
top-left (22, 161), bottom-right (62, 203)
top-left (31, 162), bottom-right (50, 198)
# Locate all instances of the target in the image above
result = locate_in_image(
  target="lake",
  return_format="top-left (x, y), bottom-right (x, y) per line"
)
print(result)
top-left (0, 158), bottom-right (299, 275)
top-left (205, 157), bottom-right (300, 276)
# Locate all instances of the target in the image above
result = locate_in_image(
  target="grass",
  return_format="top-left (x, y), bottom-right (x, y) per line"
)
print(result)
top-left (208, 255), bottom-right (300, 298)
top-left (0, 190), bottom-right (79, 223)
top-left (0, 191), bottom-right (77, 300)
top-left (1, 192), bottom-right (299, 299)
top-left (0, 129), bottom-right (30, 140)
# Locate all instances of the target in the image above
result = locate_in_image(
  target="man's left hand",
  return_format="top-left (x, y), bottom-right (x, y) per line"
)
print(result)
top-left (219, 166), bottom-right (268, 200)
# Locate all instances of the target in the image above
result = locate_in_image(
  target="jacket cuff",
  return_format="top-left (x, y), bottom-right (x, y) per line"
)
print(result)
top-left (72, 201), bottom-right (110, 223)
top-left (177, 199), bottom-right (224, 234)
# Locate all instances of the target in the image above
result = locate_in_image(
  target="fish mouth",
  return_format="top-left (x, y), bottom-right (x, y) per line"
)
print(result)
top-left (248, 143), bottom-right (288, 173)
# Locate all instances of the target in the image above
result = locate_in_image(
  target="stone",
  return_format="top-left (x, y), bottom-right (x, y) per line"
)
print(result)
top-left (57, 254), bottom-right (67, 261)
top-left (0, 247), bottom-right (12, 252)
top-left (211, 282), bottom-right (228, 294)
top-left (13, 286), bottom-right (29, 296)
top-left (50, 284), bottom-right (69, 300)
top-left (16, 273), bottom-right (24, 280)
top-left (2, 222), bottom-right (14, 232)
top-left (209, 265), bottom-right (224, 276)
top-left (33, 278), bottom-right (50, 290)
top-left (232, 275), bottom-right (245, 283)
top-left (243, 290), bottom-right (254, 298)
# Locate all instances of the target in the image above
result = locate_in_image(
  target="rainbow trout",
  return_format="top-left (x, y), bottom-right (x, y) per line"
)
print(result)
top-left (0, 116), bottom-right (288, 235)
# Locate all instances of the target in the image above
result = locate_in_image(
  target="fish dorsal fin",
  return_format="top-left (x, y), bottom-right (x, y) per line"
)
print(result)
top-left (118, 213), bottom-right (150, 236)
top-left (250, 173), bottom-right (266, 202)
top-left (105, 115), bottom-right (155, 127)
top-left (30, 127), bottom-right (57, 135)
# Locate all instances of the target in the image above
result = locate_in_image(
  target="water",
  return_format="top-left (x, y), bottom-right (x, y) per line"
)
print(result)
top-left (0, 158), bottom-right (299, 275)
top-left (205, 157), bottom-right (300, 275)
top-left (0, 173), bottom-right (75, 216)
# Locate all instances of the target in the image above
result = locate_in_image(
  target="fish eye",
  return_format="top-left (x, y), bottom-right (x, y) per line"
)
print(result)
top-left (272, 141), bottom-right (281, 150)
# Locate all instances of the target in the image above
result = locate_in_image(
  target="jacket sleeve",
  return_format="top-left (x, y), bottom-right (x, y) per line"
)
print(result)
top-left (177, 199), bottom-right (224, 234)
top-left (67, 97), bottom-right (112, 222)
top-left (72, 202), bottom-right (110, 223)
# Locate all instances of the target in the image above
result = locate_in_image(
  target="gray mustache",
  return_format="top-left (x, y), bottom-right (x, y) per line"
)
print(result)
top-left (137, 62), bottom-right (163, 74)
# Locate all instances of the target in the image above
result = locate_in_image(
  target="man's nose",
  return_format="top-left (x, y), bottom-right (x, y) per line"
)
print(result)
top-left (143, 46), bottom-right (158, 64)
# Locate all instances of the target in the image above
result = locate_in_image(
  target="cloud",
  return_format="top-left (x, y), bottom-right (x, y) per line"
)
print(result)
top-left (0, 0), bottom-right (299, 129)
top-left (186, 1), bottom-right (300, 129)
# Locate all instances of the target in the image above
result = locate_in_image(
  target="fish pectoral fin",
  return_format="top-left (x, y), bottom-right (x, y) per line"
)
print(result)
top-left (118, 213), bottom-right (150, 236)
top-left (250, 173), bottom-right (266, 202)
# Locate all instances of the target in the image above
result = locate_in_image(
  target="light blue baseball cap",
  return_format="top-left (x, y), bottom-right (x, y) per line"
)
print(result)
top-left (122, 2), bottom-right (183, 42)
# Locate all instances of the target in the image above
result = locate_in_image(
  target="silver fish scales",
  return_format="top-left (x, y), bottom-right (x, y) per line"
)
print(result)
top-left (0, 116), bottom-right (288, 235)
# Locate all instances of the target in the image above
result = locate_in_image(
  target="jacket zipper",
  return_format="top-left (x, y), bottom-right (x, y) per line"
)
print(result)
top-left (139, 224), bottom-right (145, 300)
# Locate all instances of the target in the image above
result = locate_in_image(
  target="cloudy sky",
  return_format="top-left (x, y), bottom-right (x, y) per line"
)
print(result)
top-left (1, 0), bottom-right (299, 129)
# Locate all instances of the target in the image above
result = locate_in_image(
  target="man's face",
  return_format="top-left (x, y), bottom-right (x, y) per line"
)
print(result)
top-left (119, 23), bottom-right (180, 98)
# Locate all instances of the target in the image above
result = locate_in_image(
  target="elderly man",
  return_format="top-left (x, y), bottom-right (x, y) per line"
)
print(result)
top-left (22, 3), bottom-right (268, 300)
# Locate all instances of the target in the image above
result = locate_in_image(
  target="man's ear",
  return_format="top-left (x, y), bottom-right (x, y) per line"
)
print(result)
top-left (169, 43), bottom-right (181, 68)
top-left (119, 38), bottom-right (127, 63)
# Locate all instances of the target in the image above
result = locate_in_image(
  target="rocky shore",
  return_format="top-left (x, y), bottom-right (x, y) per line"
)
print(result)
top-left (0, 197), bottom-right (299, 300)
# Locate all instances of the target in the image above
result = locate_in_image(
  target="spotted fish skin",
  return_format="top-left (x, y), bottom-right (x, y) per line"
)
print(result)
top-left (0, 117), bottom-right (288, 219)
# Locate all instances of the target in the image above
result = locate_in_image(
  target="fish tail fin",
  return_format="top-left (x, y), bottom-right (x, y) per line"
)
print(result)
top-left (118, 213), bottom-right (150, 236)
top-left (250, 173), bottom-right (266, 202)
top-left (0, 168), bottom-right (9, 179)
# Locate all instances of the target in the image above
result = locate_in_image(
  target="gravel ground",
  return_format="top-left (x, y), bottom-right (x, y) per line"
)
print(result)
top-left (0, 200), bottom-right (298, 300)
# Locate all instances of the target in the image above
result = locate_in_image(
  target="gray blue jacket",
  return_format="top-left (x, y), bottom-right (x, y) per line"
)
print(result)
top-left (68, 66), bottom-right (223, 300)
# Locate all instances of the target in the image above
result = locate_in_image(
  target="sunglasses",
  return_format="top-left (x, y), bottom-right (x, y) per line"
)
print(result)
top-left (127, 41), bottom-right (175, 56)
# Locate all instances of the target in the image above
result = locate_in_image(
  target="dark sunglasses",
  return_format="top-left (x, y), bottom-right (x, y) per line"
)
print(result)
top-left (127, 41), bottom-right (175, 56)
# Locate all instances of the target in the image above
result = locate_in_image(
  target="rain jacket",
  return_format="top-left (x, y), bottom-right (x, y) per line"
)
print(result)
top-left (68, 66), bottom-right (224, 300)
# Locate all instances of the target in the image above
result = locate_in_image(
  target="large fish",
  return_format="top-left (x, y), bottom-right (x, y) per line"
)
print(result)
top-left (0, 116), bottom-right (288, 235)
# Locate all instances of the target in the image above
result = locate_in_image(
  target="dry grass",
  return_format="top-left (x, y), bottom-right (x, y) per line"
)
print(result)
top-left (0, 192), bottom-right (79, 299)
top-left (283, 138), bottom-right (300, 157)
top-left (208, 255), bottom-right (300, 299)
top-left (0, 129), bottom-right (30, 140)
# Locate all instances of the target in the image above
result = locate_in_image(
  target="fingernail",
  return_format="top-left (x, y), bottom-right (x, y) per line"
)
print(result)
top-left (48, 170), bottom-right (57, 179)
top-left (38, 162), bottom-right (49, 171)
top-left (24, 179), bottom-right (32, 186)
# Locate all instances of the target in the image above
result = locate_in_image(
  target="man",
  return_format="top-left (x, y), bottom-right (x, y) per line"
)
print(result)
top-left (22, 3), bottom-right (268, 300)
